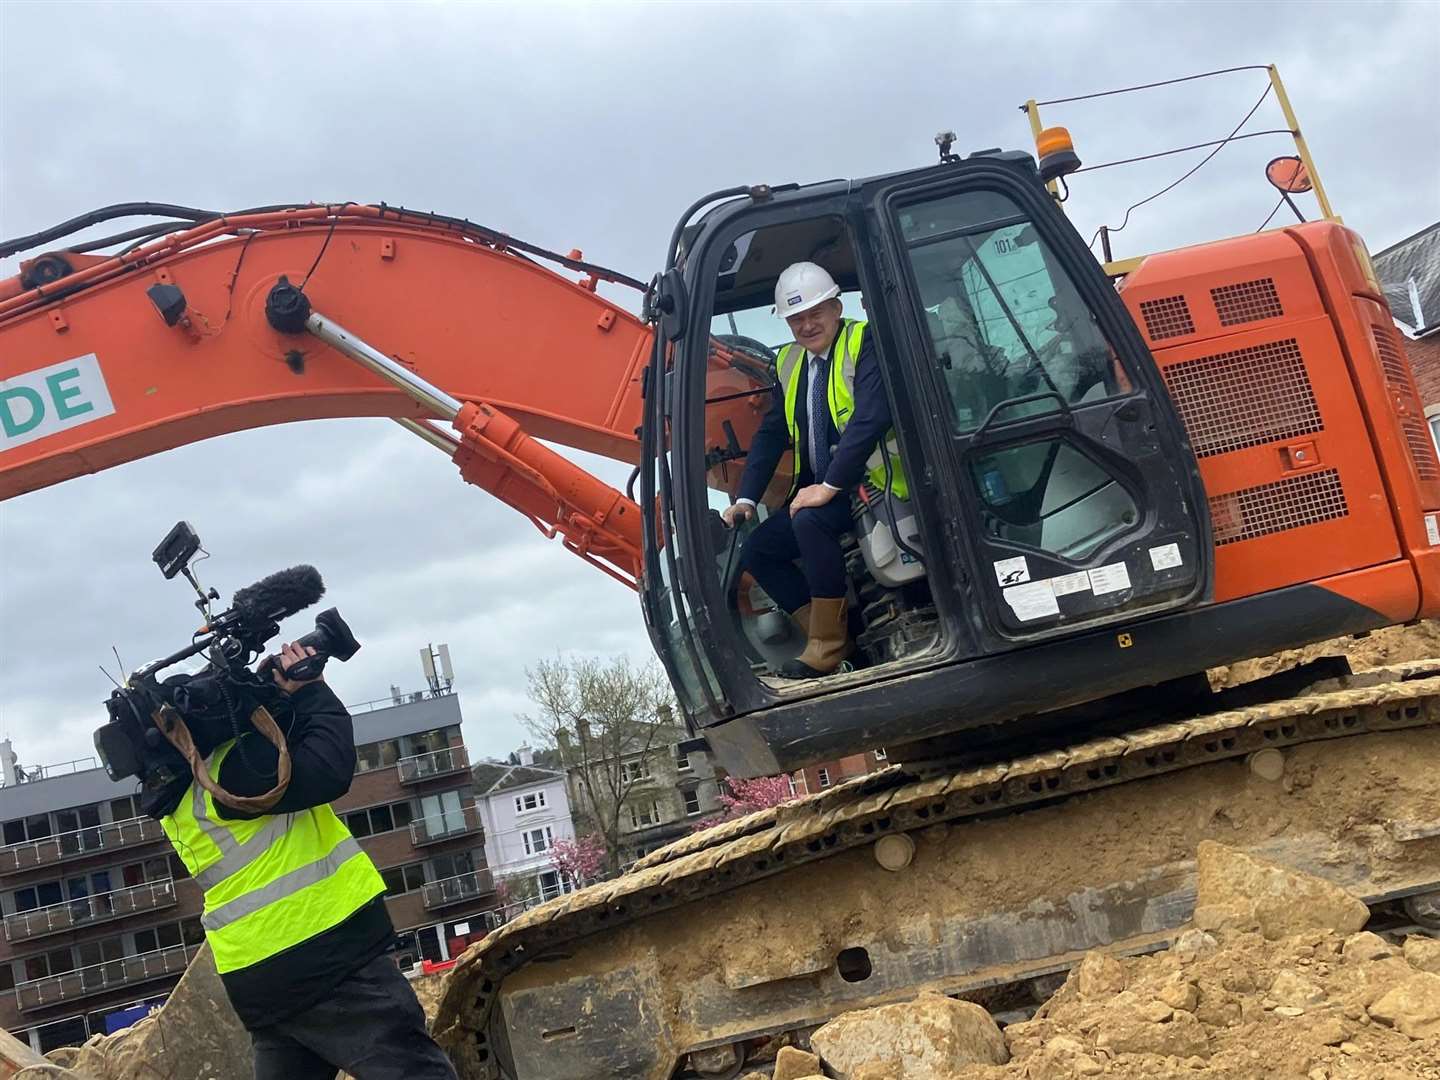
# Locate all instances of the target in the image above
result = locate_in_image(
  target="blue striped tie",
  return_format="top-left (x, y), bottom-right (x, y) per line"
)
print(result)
top-left (809, 352), bottom-right (831, 482)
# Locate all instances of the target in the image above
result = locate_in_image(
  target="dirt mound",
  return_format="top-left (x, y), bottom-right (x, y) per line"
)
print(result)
top-left (975, 928), bottom-right (1440, 1079)
top-left (1210, 620), bottom-right (1440, 689)
top-left (792, 844), bottom-right (1440, 1079)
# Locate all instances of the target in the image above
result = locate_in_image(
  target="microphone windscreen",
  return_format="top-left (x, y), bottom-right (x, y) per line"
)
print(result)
top-left (232, 565), bottom-right (325, 622)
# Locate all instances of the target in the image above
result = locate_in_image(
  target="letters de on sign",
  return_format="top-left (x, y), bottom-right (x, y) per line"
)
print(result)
top-left (0, 355), bottom-right (115, 451)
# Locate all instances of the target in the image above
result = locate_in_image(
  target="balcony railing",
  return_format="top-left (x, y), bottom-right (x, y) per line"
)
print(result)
top-left (397, 745), bottom-right (469, 785)
top-left (408, 804), bottom-right (482, 847)
top-left (421, 869), bottom-right (493, 910)
top-left (0, 816), bottom-right (166, 875)
top-left (15, 943), bottom-right (198, 1012)
top-left (4, 879), bottom-right (179, 943)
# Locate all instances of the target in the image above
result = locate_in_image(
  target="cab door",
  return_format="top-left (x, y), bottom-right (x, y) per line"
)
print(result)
top-left (872, 159), bottom-right (1212, 644)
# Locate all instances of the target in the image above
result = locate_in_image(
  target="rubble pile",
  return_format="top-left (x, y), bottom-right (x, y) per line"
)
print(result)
top-left (779, 843), bottom-right (1440, 1079)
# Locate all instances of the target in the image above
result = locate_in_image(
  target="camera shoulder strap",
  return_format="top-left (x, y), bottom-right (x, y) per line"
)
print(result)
top-left (153, 704), bottom-right (293, 813)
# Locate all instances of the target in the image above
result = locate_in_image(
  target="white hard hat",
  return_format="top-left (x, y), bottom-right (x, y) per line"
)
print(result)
top-left (775, 261), bottom-right (840, 318)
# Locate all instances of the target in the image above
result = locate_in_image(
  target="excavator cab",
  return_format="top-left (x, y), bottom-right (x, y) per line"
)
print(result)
top-left (641, 151), bottom-right (1214, 774)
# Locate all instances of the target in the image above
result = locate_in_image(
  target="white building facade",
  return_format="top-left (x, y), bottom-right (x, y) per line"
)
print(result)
top-left (472, 749), bottom-right (577, 904)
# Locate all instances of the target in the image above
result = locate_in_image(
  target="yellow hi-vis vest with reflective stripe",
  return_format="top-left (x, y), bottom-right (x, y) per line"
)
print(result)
top-left (776, 319), bottom-right (909, 501)
top-left (160, 739), bottom-right (386, 975)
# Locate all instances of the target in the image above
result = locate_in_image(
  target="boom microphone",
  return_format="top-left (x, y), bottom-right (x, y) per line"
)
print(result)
top-left (232, 565), bottom-right (326, 623)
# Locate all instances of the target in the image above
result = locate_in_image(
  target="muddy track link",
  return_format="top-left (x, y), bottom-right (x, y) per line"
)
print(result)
top-left (434, 665), bottom-right (1440, 1077)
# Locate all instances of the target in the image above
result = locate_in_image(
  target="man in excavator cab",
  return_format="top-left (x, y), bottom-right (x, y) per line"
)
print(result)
top-left (721, 261), bottom-right (905, 678)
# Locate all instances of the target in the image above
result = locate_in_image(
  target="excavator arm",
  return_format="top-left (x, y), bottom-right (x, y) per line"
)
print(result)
top-left (0, 204), bottom-right (668, 585)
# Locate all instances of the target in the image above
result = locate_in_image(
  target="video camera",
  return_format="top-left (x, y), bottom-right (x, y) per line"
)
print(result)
top-left (94, 521), bottom-right (360, 789)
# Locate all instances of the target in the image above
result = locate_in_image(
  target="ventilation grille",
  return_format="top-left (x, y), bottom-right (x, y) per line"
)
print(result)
top-left (1371, 322), bottom-right (1440, 482)
top-left (1211, 278), bottom-right (1283, 326)
top-left (1373, 324), bottom-right (1412, 386)
top-left (1161, 338), bottom-right (1322, 457)
top-left (1401, 417), bottom-right (1440, 481)
top-left (1139, 295), bottom-right (1195, 341)
top-left (1210, 468), bottom-right (1348, 546)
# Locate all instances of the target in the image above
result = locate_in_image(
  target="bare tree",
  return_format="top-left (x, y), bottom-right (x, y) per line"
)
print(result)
top-left (521, 655), bottom-right (675, 875)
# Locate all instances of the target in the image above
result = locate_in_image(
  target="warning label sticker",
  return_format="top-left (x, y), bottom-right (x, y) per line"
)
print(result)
top-left (1088, 562), bottom-right (1132, 595)
top-left (1050, 571), bottom-right (1091, 596)
top-left (1428, 515), bottom-right (1440, 547)
top-left (1149, 542), bottom-right (1183, 571)
top-left (1004, 579), bottom-right (1059, 621)
top-left (993, 556), bottom-right (1030, 586)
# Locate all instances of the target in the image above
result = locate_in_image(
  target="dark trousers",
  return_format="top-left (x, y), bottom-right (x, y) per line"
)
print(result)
top-left (251, 953), bottom-right (457, 1080)
top-left (738, 497), bottom-right (853, 613)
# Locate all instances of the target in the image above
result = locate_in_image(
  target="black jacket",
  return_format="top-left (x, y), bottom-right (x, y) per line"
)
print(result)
top-left (737, 329), bottom-right (893, 504)
top-left (164, 682), bottom-right (395, 1029)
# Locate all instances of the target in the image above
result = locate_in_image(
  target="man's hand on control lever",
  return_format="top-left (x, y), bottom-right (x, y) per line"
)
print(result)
top-left (721, 502), bottom-right (756, 528)
top-left (269, 642), bottom-right (323, 694)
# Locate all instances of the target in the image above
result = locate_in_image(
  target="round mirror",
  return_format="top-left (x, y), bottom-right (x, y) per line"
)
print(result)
top-left (1266, 156), bottom-right (1313, 194)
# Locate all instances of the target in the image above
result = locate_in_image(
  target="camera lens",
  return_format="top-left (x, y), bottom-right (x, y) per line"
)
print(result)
top-left (296, 608), bottom-right (360, 662)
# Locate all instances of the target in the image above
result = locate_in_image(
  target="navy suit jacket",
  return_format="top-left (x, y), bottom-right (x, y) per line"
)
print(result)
top-left (737, 330), bottom-right (892, 504)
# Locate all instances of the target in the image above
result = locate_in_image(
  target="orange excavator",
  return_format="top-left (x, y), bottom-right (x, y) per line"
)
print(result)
top-left (5, 70), bottom-right (1440, 1079)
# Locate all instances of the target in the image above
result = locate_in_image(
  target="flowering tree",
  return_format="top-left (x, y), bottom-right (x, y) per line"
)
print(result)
top-left (693, 775), bottom-right (794, 832)
top-left (549, 834), bottom-right (608, 889)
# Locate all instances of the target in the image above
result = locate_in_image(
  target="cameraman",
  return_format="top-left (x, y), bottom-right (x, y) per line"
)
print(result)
top-left (154, 642), bottom-right (458, 1080)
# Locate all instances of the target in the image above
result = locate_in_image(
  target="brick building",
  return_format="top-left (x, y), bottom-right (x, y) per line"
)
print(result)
top-left (790, 749), bottom-right (889, 797)
top-left (0, 754), bottom-right (200, 1053)
top-left (335, 689), bottom-right (494, 967)
top-left (1375, 222), bottom-right (1440, 442)
top-left (0, 687), bottom-right (492, 1052)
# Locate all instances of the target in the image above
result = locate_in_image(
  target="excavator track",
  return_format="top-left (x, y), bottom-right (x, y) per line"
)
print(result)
top-left (434, 665), bottom-right (1440, 1079)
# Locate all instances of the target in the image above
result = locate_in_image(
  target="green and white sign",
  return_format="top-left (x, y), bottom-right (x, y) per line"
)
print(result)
top-left (1, 354), bottom-right (115, 451)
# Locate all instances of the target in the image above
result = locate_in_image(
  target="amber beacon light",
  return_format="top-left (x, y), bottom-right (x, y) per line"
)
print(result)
top-left (1036, 126), bottom-right (1082, 183)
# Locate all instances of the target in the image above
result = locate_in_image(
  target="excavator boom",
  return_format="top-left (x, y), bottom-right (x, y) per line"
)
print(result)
top-left (0, 204), bottom-right (657, 583)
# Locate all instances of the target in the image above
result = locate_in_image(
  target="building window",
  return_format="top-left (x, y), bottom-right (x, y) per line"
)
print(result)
top-left (431, 852), bottom-right (476, 881)
top-left (621, 756), bottom-right (651, 784)
top-left (683, 788), bottom-right (701, 816)
top-left (1429, 412), bottom-right (1440, 454)
top-left (523, 826), bottom-right (554, 855)
top-left (15, 880), bottom-right (62, 912)
top-left (786, 775), bottom-right (798, 796)
top-left (381, 862), bottom-right (427, 897)
top-left (135, 923), bottom-right (181, 953)
top-left (420, 790), bottom-right (465, 835)
top-left (369, 805), bottom-right (395, 835)
top-left (537, 870), bottom-right (564, 901)
top-left (628, 802), bottom-right (661, 830)
top-left (355, 739), bottom-right (402, 774)
top-left (345, 800), bottom-right (412, 838)
top-left (514, 791), bottom-right (546, 814)
top-left (873, 747), bottom-right (888, 761)
top-left (0, 963), bottom-right (13, 993)
top-left (675, 745), bottom-right (691, 771)
top-left (817, 767), bottom-right (831, 789)
top-left (110, 796), bottom-right (140, 822)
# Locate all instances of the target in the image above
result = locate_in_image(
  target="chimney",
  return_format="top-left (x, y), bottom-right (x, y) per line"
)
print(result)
top-left (517, 744), bottom-right (535, 767)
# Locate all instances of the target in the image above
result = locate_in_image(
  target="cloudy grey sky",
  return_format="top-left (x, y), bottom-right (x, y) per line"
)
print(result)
top-left (2, 0), bottom-right (1437, 774)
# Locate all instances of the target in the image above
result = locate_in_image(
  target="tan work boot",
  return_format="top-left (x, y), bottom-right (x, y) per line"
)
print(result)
top-left (779, 597), bottom-right (853, 679)
top-left (789, 604), bottom-right (812, 638)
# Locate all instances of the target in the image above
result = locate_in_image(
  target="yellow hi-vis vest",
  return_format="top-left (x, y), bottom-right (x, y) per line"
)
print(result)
top-left (776, 319), bottom-right (910, 501)
top-left (160, 739), bottom-right (386, 975)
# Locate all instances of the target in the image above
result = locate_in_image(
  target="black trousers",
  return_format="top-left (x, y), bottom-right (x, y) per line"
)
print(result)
top-left (251, 953), bottom-right (457, 1080)
top-left (738, 496), bottom-right (853, 613)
